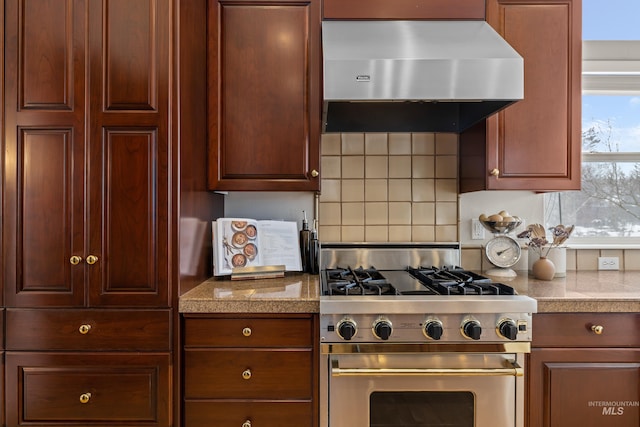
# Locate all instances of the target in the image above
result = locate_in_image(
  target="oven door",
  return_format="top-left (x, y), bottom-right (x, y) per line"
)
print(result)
top-left (322, 344), bottom-right (527, 427)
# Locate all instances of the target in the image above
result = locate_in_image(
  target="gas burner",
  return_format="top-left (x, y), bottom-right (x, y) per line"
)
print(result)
top-left (324, 267), bottom-right (396, 296)
top-left (408, 267), bottom-right (515, 296)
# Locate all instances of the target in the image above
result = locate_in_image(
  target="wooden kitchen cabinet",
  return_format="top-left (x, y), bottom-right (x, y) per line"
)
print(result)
top-left (0, 309), bottom-right (4, 426)
top-left (5, 308), bottom-right (171, 351)
top-left (459, 0), bottom-right (582, 192)
top-left (183, 313), bottom-right (319, 427)
top-left (207, 0), bottom-right (321, 191)
top-left (3, 0), bottom-right (170, 308)
top-left (323, 0), bottom-right (485, 19)
top-left (1, 1), bottom-right (4, 420)
top-left (5, 320), bottom-right (172, 427)
top-left (5, 352), bottom-right (171, 426)
top-left (2, 0), bottom-right (174, 425)
top-left (529, 313), bottom-right (640, 427)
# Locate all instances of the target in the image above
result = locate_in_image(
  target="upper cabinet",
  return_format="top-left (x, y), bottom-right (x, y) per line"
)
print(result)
top-left (207, 0), bottom-right (321, 191)
top-left (323, 0), bottom-right (485, 19)
top-left (3, 0), bottom-right (171, 308)
top-left (459, 0), bottom-right (582, 192)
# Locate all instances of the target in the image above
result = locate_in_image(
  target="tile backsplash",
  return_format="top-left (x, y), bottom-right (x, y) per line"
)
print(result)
top-left (315, 133), bottom-right (640, 270)
top-left (318, 132), bottom-right (459, 242)
top-left (461, 247), bottom-right (640, 271)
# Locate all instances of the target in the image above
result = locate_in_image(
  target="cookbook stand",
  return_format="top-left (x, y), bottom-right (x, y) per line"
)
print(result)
top-left (481, 220), bottom-right (522, 278)
top-left (231, 265), bottom-right (286, 281)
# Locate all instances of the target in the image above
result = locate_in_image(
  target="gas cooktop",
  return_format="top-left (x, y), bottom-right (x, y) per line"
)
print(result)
top-left (323, 266), bottom-right (517, 297)
top-left (318, 243), bottom-right (537, 344)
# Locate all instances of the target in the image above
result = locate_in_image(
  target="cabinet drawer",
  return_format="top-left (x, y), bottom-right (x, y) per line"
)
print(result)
top-left (6, 308), bottom-right (171, 351)
top-left (533, 313), bottom-right (640, 348)
top-left (5, 352), bottom-right (170, 426)
top-left (185, 401), bottom-right (313, 427)
top-left (184, 316), bottom-right (313, 348)
top-left (184, 349), bottom-right (313, 399)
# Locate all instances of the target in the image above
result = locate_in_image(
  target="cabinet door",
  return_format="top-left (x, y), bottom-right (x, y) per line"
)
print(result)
top-left (3, 0), bottom-right (88, 307)
top-left (459, 0), bottom-right (582, 192)
top-left (3, 0), bottom-right (170, 307)
top-left (85, 0), bottom-right (171, 307)
top-left (208, 0), bottom-right (321, 191)
top-left (529, 348), bottom-right (640, 427)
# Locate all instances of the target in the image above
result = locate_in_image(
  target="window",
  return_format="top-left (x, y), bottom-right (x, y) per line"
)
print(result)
top-left (545, 0), bottom-right (640, 242)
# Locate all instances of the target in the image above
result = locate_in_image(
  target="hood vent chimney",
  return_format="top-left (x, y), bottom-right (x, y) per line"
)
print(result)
top-left (322, 20), bottom-right (524, 133)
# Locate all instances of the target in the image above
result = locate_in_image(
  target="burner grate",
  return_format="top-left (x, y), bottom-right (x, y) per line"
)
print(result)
top-left (324, 267), bottom-right (397, 296)
top-left (407, 267), bottom-right (516, 296)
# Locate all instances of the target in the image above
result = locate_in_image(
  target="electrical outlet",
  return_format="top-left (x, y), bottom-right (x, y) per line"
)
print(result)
top-left (471, 219), bottom-right (485, 240)
top-left (598, 256), bottom-right (620, 270)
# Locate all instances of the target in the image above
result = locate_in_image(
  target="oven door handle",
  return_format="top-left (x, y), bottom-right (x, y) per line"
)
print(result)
top-left (331, 359), bottom-right (523, 377)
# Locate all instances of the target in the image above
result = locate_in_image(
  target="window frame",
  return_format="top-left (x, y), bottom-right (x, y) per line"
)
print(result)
top-left (548, 41), bottom-right (640, 244)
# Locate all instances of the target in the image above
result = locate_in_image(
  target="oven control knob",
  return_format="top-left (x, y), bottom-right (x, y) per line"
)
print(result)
top-left (462, 320), bottom-right (482, 340)
top-left (337, 319), bottom-right (357, 341)
top-left (424, 320), bottom-right (444, 340)
top-left (373, 319), bottom-right (392, 340)
top-left (498, 319), bottom-right (519, 341)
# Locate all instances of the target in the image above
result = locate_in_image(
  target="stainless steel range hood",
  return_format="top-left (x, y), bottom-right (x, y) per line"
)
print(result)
top-left (322, 20), bottom-right (524, 133)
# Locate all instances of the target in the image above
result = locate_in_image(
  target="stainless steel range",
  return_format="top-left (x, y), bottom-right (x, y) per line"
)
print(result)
top-left (318, 243), bottom-right (537, 427)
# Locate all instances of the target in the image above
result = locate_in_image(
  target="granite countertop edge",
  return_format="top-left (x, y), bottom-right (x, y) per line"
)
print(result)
top-left (179, 271), bottom-right (640, 314)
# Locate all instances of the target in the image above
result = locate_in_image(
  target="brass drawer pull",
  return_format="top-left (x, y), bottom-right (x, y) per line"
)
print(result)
top-left (79, 324), bottom-right (92, 334)
top-left (242, 327), bottom-right (252, 337)
top-left (69, 255), bottom-right (83, 265)
top-left (86, 255), bottom-right (99, 265)
top-left (242, 421), bottom-right (252, 427)
top-left (79, 392), bottom-right (92, 404)
top-left (591, 325), bottom-right (604, 335)
top-left (490, 168), bottom-right (500, 177)
top-left (242, 369), bottom-right (252, 380)
top-left (310, 169), bottom-right (319, 178)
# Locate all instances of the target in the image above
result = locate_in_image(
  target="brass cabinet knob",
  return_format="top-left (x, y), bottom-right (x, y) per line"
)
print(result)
top-left (86, 255), bottom-right (99, 265)
top-left (79, 324), bottom-right (92, 334)
top-left (70, 255), bottom-right (83, 265)
top-left (591, 325), bottom-right (604, 334)
top-left (79, 392), bottom-right (92, 404)
top-left (242, 421), bottom-right (252, 427)
top-left (242, 369), bottom-right (252, 380)
top-left (242, 327), bottom-right (252, 337)
top-left (490, 168), bottom-right (500, 177)
top-left (310, 169), bottom-right (319, 178)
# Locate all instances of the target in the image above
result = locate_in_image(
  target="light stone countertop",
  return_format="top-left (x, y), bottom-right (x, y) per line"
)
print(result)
top-left (490, 270), bottom-right (640, 313)
top-left (179, 273), bottom-right (320, 313)
top-left (179, 271), bottom-right (640, 314)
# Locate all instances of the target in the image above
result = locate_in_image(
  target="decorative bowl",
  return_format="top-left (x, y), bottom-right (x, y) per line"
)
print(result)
top-left (481, 220), bottom-right (523, 234)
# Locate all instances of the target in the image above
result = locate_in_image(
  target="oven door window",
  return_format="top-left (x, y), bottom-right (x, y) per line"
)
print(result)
top-left (370, 391), bottom-right (473, 427)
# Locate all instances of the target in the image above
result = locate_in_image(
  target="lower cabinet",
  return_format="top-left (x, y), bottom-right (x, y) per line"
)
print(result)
top-left (1, 309), bottom-right (4, 426)
top-left (184, 402), bottom-right (313, 426)
top-left (183, 313), bottom-right (319, 427)
top-left (529, 313), bottom-right (640, 427)
top-left (4, 308), bottom-right (172, 427)
top-left (5, 353), bottom-right (171, 426)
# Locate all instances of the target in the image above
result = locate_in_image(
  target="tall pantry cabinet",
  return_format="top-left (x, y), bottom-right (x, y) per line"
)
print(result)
top-left (2, 0), bottom-right (174, 425)
top-left (0, 0), bottom-right (5, 423)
